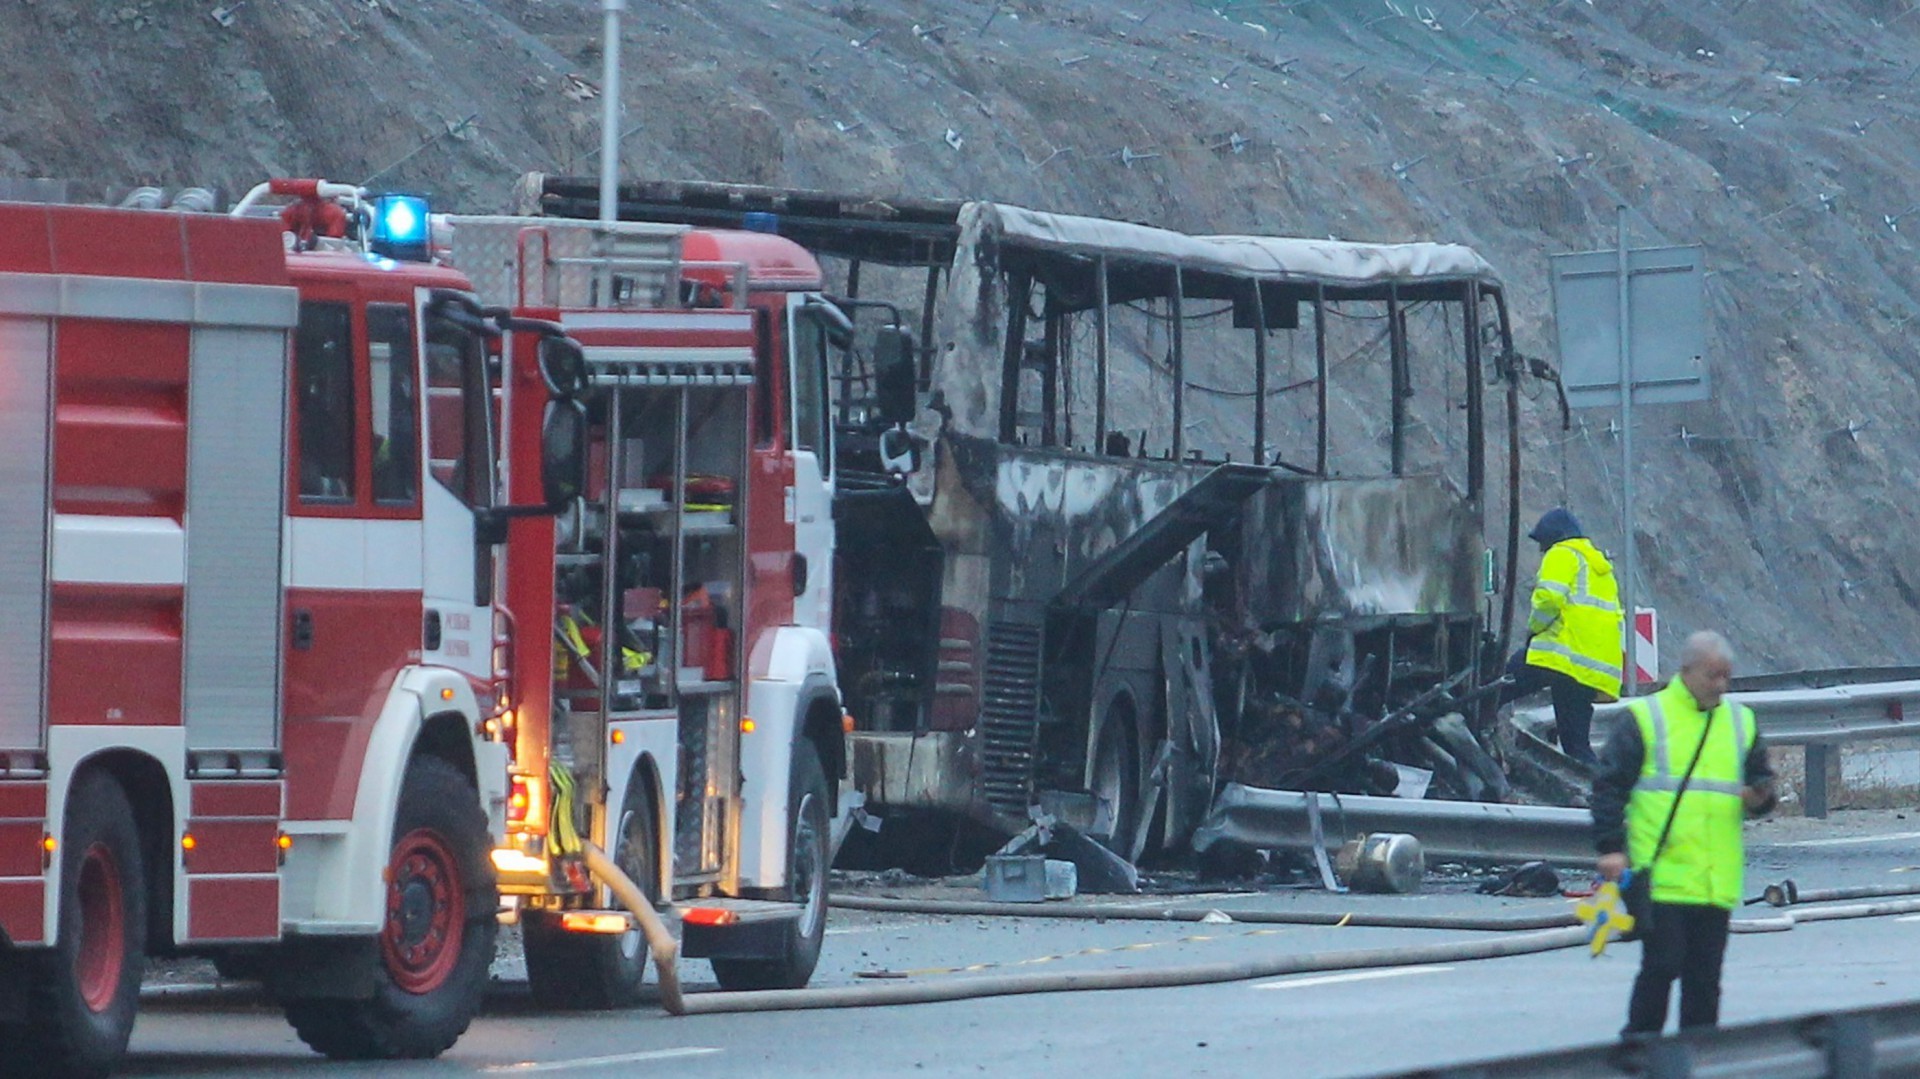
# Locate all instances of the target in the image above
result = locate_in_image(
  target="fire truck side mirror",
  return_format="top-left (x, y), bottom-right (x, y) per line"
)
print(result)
top-left (873, 326), bottom-right (918, 425)
top-left (538, 336), bottom-right (589, 400)
top-left (542, 399), bottom-right (589, 509)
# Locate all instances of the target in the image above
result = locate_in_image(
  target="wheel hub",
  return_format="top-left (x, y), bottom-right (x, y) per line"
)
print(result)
top-left (382, 828), bottom-right (465, 995)
top-left (75, 842), bottom-right (126, 1014)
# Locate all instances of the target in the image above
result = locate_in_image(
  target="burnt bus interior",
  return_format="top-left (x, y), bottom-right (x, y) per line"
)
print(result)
top-left (534, 178), bottom-right (1529, 855)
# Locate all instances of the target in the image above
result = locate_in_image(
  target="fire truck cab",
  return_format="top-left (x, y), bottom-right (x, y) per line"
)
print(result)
top-left (0, 181), bottom-right (584, 1075)
top-left (441, 213), bottom-right (851, 1004)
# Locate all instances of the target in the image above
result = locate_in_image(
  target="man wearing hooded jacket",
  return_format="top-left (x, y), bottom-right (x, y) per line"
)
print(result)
top-left (1505, 507), bottom-right (1624, 767)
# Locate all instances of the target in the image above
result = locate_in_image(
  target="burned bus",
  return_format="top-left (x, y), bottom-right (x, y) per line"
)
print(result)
top-left (526, 178), bottom-right (1529, 861)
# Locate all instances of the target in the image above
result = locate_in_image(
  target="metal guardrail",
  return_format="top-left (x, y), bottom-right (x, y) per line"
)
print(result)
top-left (1730, 665), bottom-right (1920, 693)
top-left (1191, 785), bottom-right (1594, 866)
top-left (1583, 680), bottom-right (1920, 747)
top-left (1554, 676), bottom-right (1920, 818)
top-left (1392, 997), bottom-right (1920, 1078)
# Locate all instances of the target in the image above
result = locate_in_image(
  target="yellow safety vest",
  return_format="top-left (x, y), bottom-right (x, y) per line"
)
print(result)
top-left (1625, 680), bottom-right (1756, 910)
top-left (1525, 538), bottom-right (1623, 699)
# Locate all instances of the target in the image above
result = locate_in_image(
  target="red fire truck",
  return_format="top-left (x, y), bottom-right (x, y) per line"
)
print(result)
top-left (0, 180), bottom-right (596, 1075)
top-left (438, 212), bottom-right (853, 1005)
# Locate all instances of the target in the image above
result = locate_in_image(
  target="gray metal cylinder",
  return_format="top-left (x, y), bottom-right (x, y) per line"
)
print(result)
top-left (1335, 832), bottom-right (1426, 894)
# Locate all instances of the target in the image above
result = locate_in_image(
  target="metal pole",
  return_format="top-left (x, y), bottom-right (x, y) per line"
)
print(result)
top-left (1388, 283), bottom-right (1406, 476)
top-left (1095, 257), bottom-right (1110, 451)
top-left (1616, 206), bottom-right (1638, 697)
top-left (1171, 266), bottom-right (1185, 460)
top-left (595, 387), bottom-right (624, 796)
top-left (1251, 281), bottom-right (1268, 465)
top-left (919, 262), bottom-right (940, 392)
top-left (598, 0), bottom-right (626, 228)
top-left (1314, 286), bottom-right (1328, 475)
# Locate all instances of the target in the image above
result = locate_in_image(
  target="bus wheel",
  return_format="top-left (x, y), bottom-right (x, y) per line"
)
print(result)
top-left (1088, 699), bottom-right (1140, 856)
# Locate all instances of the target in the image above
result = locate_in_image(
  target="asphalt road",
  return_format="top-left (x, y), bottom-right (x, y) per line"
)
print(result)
top-left (122, 812), bottom-right (1920, 1078)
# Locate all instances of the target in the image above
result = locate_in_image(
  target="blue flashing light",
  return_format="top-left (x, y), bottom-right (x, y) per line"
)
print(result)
top-left (369, 194), bottom-right (431, 261)
top-left (742, 211), bottom-right (780, 235)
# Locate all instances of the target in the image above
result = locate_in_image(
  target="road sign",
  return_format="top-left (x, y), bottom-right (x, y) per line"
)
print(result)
top-left (1548, 214), bottom-right (1707, 696)
top-left (1548, 244), bottom-right (1707, 409)
top-left (1632, 607), bottom-right (1657, 687)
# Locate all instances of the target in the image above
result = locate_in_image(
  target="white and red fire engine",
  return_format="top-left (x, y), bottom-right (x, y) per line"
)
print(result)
top-left (0, 179), bottom-right (612, 1075)
top-left (0, 180), bottom-right (849, 1075)
top-left (441, 210), bottom-right (851, 1005)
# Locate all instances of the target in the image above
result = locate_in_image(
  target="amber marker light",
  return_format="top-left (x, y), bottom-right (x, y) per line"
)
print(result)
top-left (610, 729), bottom-right (626, 745)
top-left (740, 717), bottom-right (756, 734)
top-left (440, 687), bottom-right (456, 701)
top-left (682, 907), bottom-right (739, 927)
top-left (843, 713), bottom-right (856, 733)
top-left (181, 834), bottom-right (197, 852)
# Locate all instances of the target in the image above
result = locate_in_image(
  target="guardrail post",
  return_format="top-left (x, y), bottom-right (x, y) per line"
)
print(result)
top-left (1823, 1015), bottom-right (1874, 1075)
top-left (1638, 1040), bottom-right (1694, 1078)
top-left (1804, 744), bottom-right (1831, 819)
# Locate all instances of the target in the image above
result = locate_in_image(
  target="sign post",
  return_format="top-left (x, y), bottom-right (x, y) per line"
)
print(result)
top-left (1548, 213), bottom-right (1706, 696)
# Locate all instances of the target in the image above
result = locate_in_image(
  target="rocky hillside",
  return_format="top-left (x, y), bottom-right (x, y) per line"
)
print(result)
top-left (10, 0), bottom-right (1920, 672)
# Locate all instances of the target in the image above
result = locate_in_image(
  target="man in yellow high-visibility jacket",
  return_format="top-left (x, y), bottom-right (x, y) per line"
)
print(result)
top-left (1505, 508), bottom-right (1623, 767)
top-left (1592, 631), bottom-right (1776, 1036)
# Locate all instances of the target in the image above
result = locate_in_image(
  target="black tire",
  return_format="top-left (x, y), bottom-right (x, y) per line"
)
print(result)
top-left (0, 771), bottom-right (148, 1079)
top-left (710, 740), bottom-right (829, 991)
top-left (522, 782), bottom-right (659, 1010)
top-left (284, 756), bottom-right (497, 1060)
top-left (1088, 701), bottom-right (1140, 856)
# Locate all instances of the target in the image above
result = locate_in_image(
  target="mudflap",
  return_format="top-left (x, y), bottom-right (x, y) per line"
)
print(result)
top-left (829, 789), bottom-right (867, 865)
top-left (681, 912), bottom-right (801, 961)
top-left (266, 937), bottom-right (383, 1001)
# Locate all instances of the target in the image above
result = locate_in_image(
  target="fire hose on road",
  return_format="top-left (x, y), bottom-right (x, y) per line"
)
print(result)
top-left (580, 844), bottom-right (1920, 1016)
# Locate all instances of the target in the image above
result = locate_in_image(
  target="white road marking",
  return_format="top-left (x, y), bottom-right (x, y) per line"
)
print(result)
top-left (1775, 831), bottom-right (1920, 848)
top-left (483, 1047), bottom-right (722, 1073)
top-left (1894, 914), bottom-right (1920, 922)
top-left (1253, 965), bottom-right (1453, 991)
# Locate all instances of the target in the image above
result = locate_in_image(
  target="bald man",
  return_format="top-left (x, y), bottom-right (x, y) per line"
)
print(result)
top-left (1591, 631), bottom-right (1777, 1037)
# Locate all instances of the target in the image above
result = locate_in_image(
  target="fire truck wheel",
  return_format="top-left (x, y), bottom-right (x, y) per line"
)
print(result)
top-left (710, 740), bottom-right (829, 991)
top-left (0, 770), bottom-right (148, 1079)
top-left (522, 785), bottom-right (659, 1010)
top-left (284, 756), bottom-right (496, 1060)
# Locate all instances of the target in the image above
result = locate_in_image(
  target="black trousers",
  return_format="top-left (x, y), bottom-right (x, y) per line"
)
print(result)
top-left (1501, 659), bottom-right (1599, 765)
top-left (1625, 902), bottom-right (1732, 1035)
